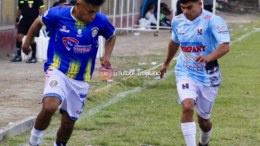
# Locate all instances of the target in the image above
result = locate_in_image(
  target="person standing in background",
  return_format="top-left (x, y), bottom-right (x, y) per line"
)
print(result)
top-left (203, 0), bottom-right (213, 12)
top-left (11, 0), bottom-right (45, 63)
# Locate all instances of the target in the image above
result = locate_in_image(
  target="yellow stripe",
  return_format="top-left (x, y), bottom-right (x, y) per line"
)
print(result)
top-left (28, 1), bottom-right (34, 3)
top-left (106, 31), bottom-right (116, 42)
top-left (49, 54), bottom-right (61, 69)
top-left (40, 16), bottom-right (47, 29)
top-left (83, 59), bottom-right (92, 83)
top-left (17, 6), bottom-right (19, 9)
top-left (40, 5), bottom-right (45, 8)
top-left (20, 1), bottom-right (24, 3)
top-left (66, 60), bottom-right (81, 79)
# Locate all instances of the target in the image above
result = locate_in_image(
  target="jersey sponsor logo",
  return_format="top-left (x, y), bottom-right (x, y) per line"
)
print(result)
top-left (43, 10), bottom-right (48, 17)
top-left (91, 27), bottom-right (99, 38)
top-left (183, 62), bottom-right (205, 71)
top-left (77, 29), bottom-right (82, 37)
top-left (62, 37), bottom-right (92, 53)
top-left (60, 25), bottom-right (70, 33)
top-left (180, 45), bottom-right (206, 52)
top-left (197, 28), bottom-right (203, 37)
top-left (62, 37), bottom-right (79, 51)
top-left (204, 15), bottom-right (212, 19)
top-left (217, 24), bottom-right (228, 34)
top-left (217, 24), bottom-right (226, 30)
top-left (50, 80), bottom-right (58, 87)
top-left (73, 45), bottom-right (92, 53)
top-left (182, 83), bottom-right (189, 89)
top-left (179, 29), bottom-right (184, 35)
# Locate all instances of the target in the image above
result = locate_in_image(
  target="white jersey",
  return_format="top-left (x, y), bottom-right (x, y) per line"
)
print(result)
top-left (171, 9), bottom-right (230, 86)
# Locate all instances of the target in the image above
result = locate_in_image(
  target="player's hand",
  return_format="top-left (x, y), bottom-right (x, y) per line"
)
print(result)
top-left (194, 55), bottom-right (210, 64)
top-left (22, 43), bottom-right (31, 55)
top-left (15, 22), bottom-right (19, 29)
top-left (100, 56), bottom-right (111, 67)
top-left (159, 63), bottom-right (169, 79)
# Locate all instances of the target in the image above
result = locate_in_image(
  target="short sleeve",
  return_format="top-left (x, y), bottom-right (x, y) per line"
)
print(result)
top-left (100, 15), bottom-right (115, 41)
top-left (36, 0), bottom-right (45, 9)
top-left (41, 7), bottom-right (58, 31)
top-left (171, 21), bottom-right (179, 43)
top-left (210, 16), bottom-right (230, 45)
top-left (17, 0), bottom-right (21, 10)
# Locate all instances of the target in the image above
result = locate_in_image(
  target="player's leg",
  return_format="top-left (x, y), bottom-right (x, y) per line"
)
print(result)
top-left (11, 33), bottom-right (24, 62)
top-left (26, 38), bottom-right (37, 63)
top-left (11, 18), bottom-right (26, 62)
top-left (177, 78), bottom-right (198, 146)
top-left (29, 96), bottom-right (60, 146)
top-left (26, 18), bottom-right (38, 63)
top-left (29, 69), bottom-right (66, 146)
top-left (54, 77), bottom-right (89, 146)
top-left (196, 85), bottom-right (218, 146)
top-left (55, 112), bottom-right (76, 146)
top-left (197, 114), bottom-right (212, 146)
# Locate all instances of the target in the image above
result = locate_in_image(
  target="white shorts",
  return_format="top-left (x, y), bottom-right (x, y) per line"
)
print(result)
top-left (177, 78), bottom-right (218, 119)
top-left (42, 68), bottom-right (89, 121)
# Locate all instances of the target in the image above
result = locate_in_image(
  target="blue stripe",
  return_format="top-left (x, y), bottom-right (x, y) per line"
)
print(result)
top-left (40, 93), bottom-right (62, 103)
top-left (59, 109), bottom-right (78, 121)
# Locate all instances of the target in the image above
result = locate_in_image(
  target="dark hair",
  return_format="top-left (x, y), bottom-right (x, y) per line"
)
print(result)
top-left (84, 0), bottom-right (105, 6)
top-left (179, 0), bottom-right (199, 4)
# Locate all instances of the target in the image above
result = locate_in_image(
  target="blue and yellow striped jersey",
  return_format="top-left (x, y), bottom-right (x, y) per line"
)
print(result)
top-left (41, 6), bottom-right (115, 83)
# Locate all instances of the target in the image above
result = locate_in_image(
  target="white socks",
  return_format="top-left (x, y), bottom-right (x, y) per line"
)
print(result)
top-left (199, 126), bottom-right (213, 145)
top-left (181, 122), bottom-right (196, 146)
top-left (29, 126), bottom-right (45, 146)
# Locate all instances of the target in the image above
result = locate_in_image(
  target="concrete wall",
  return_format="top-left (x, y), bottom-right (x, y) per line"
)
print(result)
top-left (0, 27), bottom-right (17, 55)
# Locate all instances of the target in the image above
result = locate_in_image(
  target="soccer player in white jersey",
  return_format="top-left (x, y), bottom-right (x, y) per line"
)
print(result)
top-left (159, 0), bottom-right (230, 145)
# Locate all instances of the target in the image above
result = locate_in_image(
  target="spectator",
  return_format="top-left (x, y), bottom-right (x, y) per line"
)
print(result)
top-left (204, 0), bottom-right (213, 12)
top-left (145, 6), bottom-right (157, 28)
top-left (69, 0), bottom-right (77, 6)
top-left (11, 0), bottom-right (45, 63)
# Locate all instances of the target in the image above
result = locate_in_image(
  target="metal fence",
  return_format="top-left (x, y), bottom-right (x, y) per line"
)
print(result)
top-left (0, 0), bottom-right (146, 28)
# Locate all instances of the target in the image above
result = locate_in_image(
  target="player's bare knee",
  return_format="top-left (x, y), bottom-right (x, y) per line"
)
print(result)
top-left (198, 118), bottom-right (211, 128)
top-left (42, 105), bottom-right (58, 116)
top-left (182, 104), bottom-right (194, 115)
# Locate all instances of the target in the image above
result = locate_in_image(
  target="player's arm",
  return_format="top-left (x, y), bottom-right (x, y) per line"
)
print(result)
top-left (38, 0), bottom-right (45, 16)
top-left (195, 43), bottom-right (229, 63)
top-left (22, 18), bottom-right (43, 55)
top-left (39, 7), bottom-right (45, 16)
top-left (15, 10), bottom-right (22, 29)
top-left (16, 2), bottom-right (22, 29)
top-left (100, 35), bottom-right (116, 67)
top-left (160, 40), bottom-right (180, 79)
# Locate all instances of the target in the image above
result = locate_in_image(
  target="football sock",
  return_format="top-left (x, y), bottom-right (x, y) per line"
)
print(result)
top-left (16, 42), bottom-right (22, 57)
top-left (181, 121), bottom-right (196, 146)
top-left (55, 140), bottom-right (67, 146)
top-left (199, 126), bottom-right (213, 145)
top-left (29, 126), bottom-right (45, 145)
top-left (31, 43), bottom-right (37, 58)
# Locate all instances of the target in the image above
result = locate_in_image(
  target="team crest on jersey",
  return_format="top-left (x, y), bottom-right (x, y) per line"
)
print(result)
top-left (197, 28), bottom-right (203, 37)
top-left (28, 3), bottom-right (33, 8)
top-left (62, 37), bottom-right (79, 51)
top-left (91, 27), bottom-right (99, 38)
top-left (50, 80), bottom-right (58, 87)
top-left (77, 29), bottom-right (82, 37)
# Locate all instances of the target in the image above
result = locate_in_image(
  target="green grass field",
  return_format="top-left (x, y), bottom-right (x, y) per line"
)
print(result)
top-left (1, 22), bottom-right (260, 146)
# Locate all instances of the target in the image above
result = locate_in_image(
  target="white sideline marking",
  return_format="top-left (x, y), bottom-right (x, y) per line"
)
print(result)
top-left (20, 29), bottom-right (258, 145)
